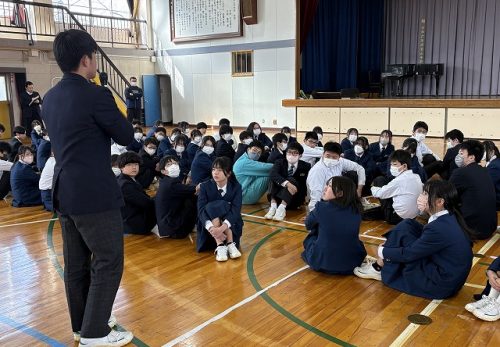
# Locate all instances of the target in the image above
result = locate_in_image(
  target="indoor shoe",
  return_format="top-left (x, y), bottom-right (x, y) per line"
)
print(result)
top-left (227, 242), bottom-right (241, 259)
top-left (215, 245), bottom-right (228, 262)
top-left (353, 260), bottom-right (382, 281)
top-left (78, 329), bottom-right (133, 346)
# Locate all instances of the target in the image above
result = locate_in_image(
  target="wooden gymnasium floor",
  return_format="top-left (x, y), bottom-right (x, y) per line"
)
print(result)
top-left (0, 196), bottom-right (499, 346)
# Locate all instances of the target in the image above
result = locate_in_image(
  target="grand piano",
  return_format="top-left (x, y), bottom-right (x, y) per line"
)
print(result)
top-left (381, 63), bottom-right (444, 96)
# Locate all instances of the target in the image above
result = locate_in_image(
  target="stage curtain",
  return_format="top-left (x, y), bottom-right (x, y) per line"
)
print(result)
top-left (300, 0), bottom-right (319, 53)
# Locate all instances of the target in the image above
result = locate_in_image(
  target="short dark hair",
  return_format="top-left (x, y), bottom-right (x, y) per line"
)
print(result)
top-left (445, 129), bottom-right (464, 143)
top-left (144, 137), bottom-right (159, 147)
top-left (117, 151), bottom-right (142, 168)
top-left (0, 141), bottom-right (12, 154)
top-left (355, 136), bottom-right (369, 149)
top-left (158, 155), bottom-right (179, 169)
top-left (13, 126), bottom-right (26, 135)
top-left (25, 81), bottom-right (33, 88)
top-left (483, 140), bottom-right (500, 161)
top-left (413, 121), bottom-right (428, 132)
top-left (347, 128), bottom-right (358, 136)
top-left (281, 126), bottom-right (292, 134)
top-left (246, 122), bottom-right (261, 133)
top-left (190, 129), bottom-right (202, 139)
top-left (196, 122), bottom-right (208, 130)
top-left (212, 156), bottom-right (232, 177)
top-left (53, 29), bottom-right (98, 73)
top-left (177, 121), bottom-right (189, 131)
top-left (402, 138), bottom-right (418, 154)
top-left (31, 120), bottom-right (41, 127)
top-left (389, 149), bottom-right (411, 168)
top-left (130, 76), bottom-right (137, 81)
top-left (201, 135), bottom-right (216, 148)
top-left (18, 145), bottom-right (34, 156)
top-left (170, 127), bottom-right (181, 136)
top-left (380, 129), bottom-right (392, 139)
top-left (272, 133), bottom-right (288, 147)
top-left (219, 118), bottom-right (230, 126)
top-left (304, 131), bottom-right (318, 141)
top-left (323, 142), bottom-right (342, 155)
top-left (153, 120), bottom-right (163, 127)
top-left (460, 140), bottom-right (484, 163)
top-left (239, 130), bottom-right (252, 141)
top-left (173, 134), bottom-right (189, 146)
top-left (111, 154), bottom-right (119, 166)
top-left (312, 126), bottom-right (323, 134)
top-left (247, 140), bottom-right (264, 152)
top-left (0, 123), bottom-right (5, 132)
top-left (287, 141), bottom-right (304, 155)
top-left (134, 126), bottom-right (143, 133)
top-left (132, 120), bottom-right (141, 126)
top-left (219, 124), bottom-right (233, 136)
top-left (155, 127), bottom-right (166, 134)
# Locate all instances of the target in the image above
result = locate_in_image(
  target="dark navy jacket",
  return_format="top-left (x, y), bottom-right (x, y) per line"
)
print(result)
top-left (267, 148), bottom-right (285, 163)
top-left (253, 133), bottom-right (272, 148)
top-left (136, 148), bottom-right (159, 189)
top-left (302, 201), bottom-right (366, 274)
top-left (187, 142), bottom-right (200, 165)
top-left (486, 158), bottom-right (500, 209)
top-left (36, 139), bottom-right (51, 170)
top-left (126, 139), bottom-right (143, 153)
top-left (216, 138), bottom-right (235, 164)
top-left (442, 145), bottom-right (460, 179)
top-left (157, 138), bottom-right (172, 158)
top-left (340, 137), bottom-right (354, 152)
top-left (30, 129), bottom-right (43, 150)
top-left (42, 73), bottom-right (134, 215)
top-left (191, 150), bottom-right (215, 185)
top-left (369, 142), bottom-right (394, 175)
top-left (163, 148), bottom-right (190, 180)
top-left (10, 161), bottom-right (42, 207)
top-left (343, 149), bottom-right (376, 180)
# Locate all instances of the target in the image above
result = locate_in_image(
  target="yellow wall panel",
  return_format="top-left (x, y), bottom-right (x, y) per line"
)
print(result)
top-left (297, 107), bottom-right (340, 133)
top-left (0, 102), bottom-right (11, 139)
top-left (447, 108), bottom-right (500, 139)
top-left (340, 107), bottom-right (389, 135)
top-left (390, 108), bottom-right (445, 137)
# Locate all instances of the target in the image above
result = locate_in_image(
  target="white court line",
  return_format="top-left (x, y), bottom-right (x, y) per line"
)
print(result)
top-left (389, 233), bottom-right (500, 347)
top-left (362, 223), bottom-right (385, 235)
top-left (241, 213), bottom-right (306, 227)
top-left (0, 218), bottom-right (58, 229)
top-left (162, 265), bottom-right (310, 347)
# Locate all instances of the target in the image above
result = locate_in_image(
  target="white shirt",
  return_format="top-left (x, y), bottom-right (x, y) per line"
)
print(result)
top-left (301, 144), bottom-right (324, 167)
top-left (371, 170), bottom-right (422, 219)
top-left (204, 183), bottom-right (232, 230)
top-left (213, 133), bottom-right (238, 150)
top-left (306, 157), bottom-right (366, 211)
top-left (412, 136), bottom-right (440, 164)
top-left (39, 157), bottom-right (55, 190)
top-left (0, 159), bottom-right (13, 181)
top-left (111, 143), bottom-right (127, 155)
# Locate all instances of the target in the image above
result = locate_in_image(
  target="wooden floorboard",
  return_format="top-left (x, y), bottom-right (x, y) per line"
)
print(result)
top-left (0, 197), bottom-right (498, 346)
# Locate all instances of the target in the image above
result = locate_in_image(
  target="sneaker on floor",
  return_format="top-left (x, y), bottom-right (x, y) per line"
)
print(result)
top-left (273, 206), bottom-right (286, 221)
top-left (78, 330), bottom-right (133, 346)
top-left (465, 295), bottom-right (492, 313)
top-left (472, 298), bottom-right (500, 321)
top-left (227, 242), bottom-right (241, 259)
top-left (353, 260), bottom-right (382, 281)
top-left (265, 206), bottom-right (277, 219)
top-left (74, 315), bottom-right (118, 341)
top-left (215, 245), bottom-right (228, 262)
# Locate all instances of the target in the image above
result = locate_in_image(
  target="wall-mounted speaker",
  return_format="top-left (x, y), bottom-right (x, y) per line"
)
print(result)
top-left (242, 0), bottom-right (257, 25)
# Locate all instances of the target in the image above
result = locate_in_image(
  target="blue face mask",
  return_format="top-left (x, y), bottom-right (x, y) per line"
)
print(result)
top-left (248, 152), bottom-right (260, 161)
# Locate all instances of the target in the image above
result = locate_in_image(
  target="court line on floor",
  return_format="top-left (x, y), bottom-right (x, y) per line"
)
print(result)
top-left (0, 313), bottom-right (65, 346)
top-left (0, 218), bottom-right (57, 229)
top-left (389, 233), bottom-right (500, 347)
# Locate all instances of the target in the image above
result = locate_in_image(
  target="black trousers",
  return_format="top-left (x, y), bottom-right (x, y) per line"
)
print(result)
top-left (127, 108), bottom-right (141, 123)
top-left (58, 209), bottom-right (124, 338)
top-left (372, 176), bottom-right (403, 225)
top-left (0, 171), bottom-right (10, 199)
top-left (268, 177), bottom-right (306, 209)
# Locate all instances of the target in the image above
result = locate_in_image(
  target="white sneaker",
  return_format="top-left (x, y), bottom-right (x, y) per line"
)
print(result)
top-left (265, 206), bottom-right (277, 219)
top-left (74, 315), bottom-right (118, 341)
top-left (354, 260), bottom-right (382, 281)
top-left (79, 330), bottom-right (133, 346)
top-left (227, 242), bottom-right (241, 259)
top-left (465, 295), bottom-right (491, 313)
top-left (273, 206), bottom-right (286, 221)
top-left (473, 298), bottom-right (500, 321)
top-left (215, 245), bottom-right (228, 262)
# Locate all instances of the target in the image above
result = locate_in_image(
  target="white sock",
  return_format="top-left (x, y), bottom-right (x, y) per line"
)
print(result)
top-left (270, 202), bottom-right (277, 209)
top-left (489, 287), bottom-right (499, 300)
top-left (278, 203), bottom-right (287, 212)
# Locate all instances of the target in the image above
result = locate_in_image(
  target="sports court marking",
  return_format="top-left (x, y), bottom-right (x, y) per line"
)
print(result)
top-left (0, 218), bottom-right (58, 228)
top-left (0, 313), bottom-right (65, 346)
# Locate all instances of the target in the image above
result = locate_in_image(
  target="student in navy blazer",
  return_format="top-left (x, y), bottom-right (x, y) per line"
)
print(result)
top-left (155, 156), bottom-right (198, 238)
top-left (30, 120), bottom-right (43, 150)
top-left (10, 145), bottom-right (42, 207)
top-left (163, 135), bottom-right (190, 181)
top-left (157, 128), bottom-right (180, 158)
top-left (281, 126), bottom-right (297, 144)
top-left (234, 130), bottom-right (252, 163)
top-left (197, 157), bottom-right (243, 256)
top-left (187, 129), bottom-right (202, 166)
top-left (136, 137), bottom-right (160, 189)
top-left (340, 128), bottom-right (358, 153)
top-left (354, 180), bottom-right (474, 300)
top-left (483, 141), bottom-right (500, 210)
top-left (369, 130), bottom-right (394, 177)
top-left (267, 133), bottom-right (288, 163)
top-left (36, 133), bottom-right (52, 171)
top-left (191, 136), bottom-right (216, 185)
top-left (343, 137), bottom-right (375, 184)
top-left (126, 127), bottom-right (144, 153)
top-left (247, 122), bottom-right (272, 149)
top-left (302, 176), bottom-right (366, 274)
top-left (216, 125), bottom-right (236, 165)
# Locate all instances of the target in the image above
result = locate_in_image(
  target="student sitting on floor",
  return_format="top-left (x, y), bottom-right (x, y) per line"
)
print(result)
top-left (158, 127), bottom-right (181, 157)
top-left (191, 136), bottom-right (217, 185)
top-left (0, 141), bottom-right (13, 199)
top-left (9, 126), bottom-right (27, 161)
top-left (450, 140), bottom-right (497, 240)
top-left (402, 138), bottom-right (427, 183)
top-left (117, 151), bottom-right (156, 235)
top-left (312, 126), bottom-right (324, 147)
top-left (441, 129), bottom-right (464, 179)
top-left (265, 142), bottom-right (311, 221)
top-left (340, 128), bottom-right (358, 153)
top-left (233, 140), bottom-right (273, 204)
top-left (39, 153), bottom-right (55, 211)
top-left (300, 131), bottom-right (324, 167)
top-left (234, 130), bottom-right (253, 162)
top-left (465, 257), bottom-right (500, 322)
top-left (126, 127), bottom-right (144, 153)
top-left (30, 120), bottom-right (43, 150)
top-left (136, 137), bottom-right (160, 189)
top-left (411, 121), bottom-right (440, 164)
top-left (371, 150), bottom-right (423, 224)
top-left (196, 122), bottom-right (208, 136)
top-left (302, 176), bottom-right (367, 275)
top-left (178, 121), bottom-right (191, 139)
top-left (153, 126), bottom-right (167, 145)
top-left (197, 157), bottom-right (243, 261)
top-left (369, 129), bottom-right (394, 177)
top-left (216, 124), bottom-right (236, 164)
top-left (163, 134), bottom-right (190, 181)
top-left (281, 126), bottom-right (297, 144)
top-left (10, 145), bottom-right (41, 207)
top-left (247, 121), bottom-right (272, 150)
top-left (155, 155), bottom-right (198, 238)
top-left (212, 118), bottom-right (238, 150)
top-left (343, 136), bottom-right (376, 188)
top-left (187, 129), bottom-right (203, 165)
top-left (267, 133), bottom-right (288, 163)
top-left (354, 180), bottom-right (474, 300)
top-left (146, 119), bottom-right (163, 138)
top-left (306, 142), bottom-right (366, 212)
top-left (483, 141), bottom-right (500, 211)
top-left (36, 130), bottom-right (51, 171)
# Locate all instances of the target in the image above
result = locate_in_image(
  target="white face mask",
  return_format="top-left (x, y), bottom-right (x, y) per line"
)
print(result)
top-left (193, 136), bottom-right (202, 144)
top-left (323, 157), bottom-right (340, 168)
top-left (242, 138), bottom-right (253, 145)
top-left (202, 146), bottom-right (214, 155)
top-left (130, 82), bottom-right (137, 87)
top-left (380, 138), bottom-right (389, 146)
top-left (145, 147), bottom-right (156, 156)
top-left (175, 146), bottom-right (185, 154)
top-left (134, 132), bottom-right (143, 141)
top-left (280, 142), bottom-right (288, 151)
top-left (170, 134), bottom-right (178, 142)
top-left (112, 167), bottom-right (121, 176)
top-left (354, 145), bottom-right (364, 155)
top-left (156, 135), bottom-right (165, 141)
top-left (390, 165), bottom-right (402, 177)
top-left (317, 134), bottom-right (323, 141)
top-left (184, 128), bottom-right (190, 135)
top-left (446, 140), bottom-right (454, 149)
top-left (167, 164), bottom-right (180, 178)
top-left (34, 125), bottom-right (42, 132)
top-left (253, 128), bottom-right (261, 136)
top-left (415, 132), bottom-right (426, 142)
top-left (27, 91), bottom-right (33, 95)
top-left (455, 154), bottom-right (465, 167)
top-left (286, 154), bottom-right (299, 165)
top-left (348, 134), bottom-right (357, 142)
top-left (43, 136), bottom-right (50, 142)
top-left (223, 133), bottom-right (232, 141)
top-left (116, 144), bottom-right (126, 150)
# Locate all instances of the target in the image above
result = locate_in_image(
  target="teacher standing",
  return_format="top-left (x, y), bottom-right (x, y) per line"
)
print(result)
top-left (42, 29), bottom-right (134, 346)
top-left (20, 81), bottom-right (42, 132)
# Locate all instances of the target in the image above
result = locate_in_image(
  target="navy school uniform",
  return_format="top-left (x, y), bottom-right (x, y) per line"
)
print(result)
top-left (267, 148), bottom-right (285, 163)
top-left (126, 139), bottom-right (143, 153)
top-left (196, 178), bottom-right (243, 252)
top-left (10, 161), bottom-right (42, 207)
top-left (486, 157), bottom-right (500, 210)
top-left (380, 215), bottom-right (473, 299)
top-left (155, 176), bottom-right (197, 238)
top-left (136, 148), bottom-right (160, 189)
top-left (343, 149), bottom-right (376, 181)
top-left (254, 133), bottom-right (272, 149)
top-left (117, 173), bottom-right (156, 234)
top-left (479, 257), bottom-right (500, 297)
top-left (186, 142), bottom-right (200, 165)
top-left (30, 129), bottom-right (43, 150)
top-left (269, 158), bottom-right (310, 209)
top-left (288, 136), bottom-right (297, 144)
top-left (157, 138), bottom-right (172, 158)
top-left (369, 142), bottom-right (394, 176)
top-left (36, 139), bottom-right (51, 170)
top-left (191, 150), bottom-right (215, 185)
top-left (340, 137), bottom-right (354, 152)
top-left (215, 139), bottom-right (236, 165)
top-left (8, 138), bottom-right (22, 162)
top-left (441, 145), bottom-right (460, 180)
top-left (163, 148), bottom-right (190, 181)
top-left (302, 201), bottom-right (366, 274)
top-left (146, 126), bottom-right (157, 139)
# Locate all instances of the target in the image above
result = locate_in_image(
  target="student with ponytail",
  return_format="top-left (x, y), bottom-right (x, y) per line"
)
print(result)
top-left (355, 180), bottom-right (474, 300)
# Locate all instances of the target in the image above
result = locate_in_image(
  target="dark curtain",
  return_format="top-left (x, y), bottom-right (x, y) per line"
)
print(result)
top-left (301, 0), bottom-right (384, 93)
top-left (14, 73), bottom-right (26, 106)
top-left (300, 0), bottom-right (319, 53)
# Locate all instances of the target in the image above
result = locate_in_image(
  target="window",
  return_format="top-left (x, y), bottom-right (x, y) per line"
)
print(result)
top-left (52, 0), bottom-right (131, 24)
top-left (232, 50), bottom-right (253, 77)
top-left (0, 76), bottom-right (7, 102)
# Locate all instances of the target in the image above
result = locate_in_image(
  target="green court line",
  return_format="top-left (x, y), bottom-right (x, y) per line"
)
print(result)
top-left (246, 206), bottom-right (268, 215)
top-left (246, 229), bottom-right (356, 347)
top-left (46, 215), bottom-right (150, 347)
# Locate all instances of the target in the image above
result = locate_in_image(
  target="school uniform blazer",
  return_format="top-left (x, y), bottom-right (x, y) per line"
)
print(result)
top-left (215, 139), bottom-right (236, 164)
top-left (252, 133), bottom-right (272, 149)
top-left (136, 148), bottom-right (159, 189)
top-left (442, 145), bottom-right (460, 179)
top-left (450, 163), bottom-right (497, 239)
top-left (381, 215), bottom-right (473, 299)
top-left (196, 179), bottom-right (243, 252)
top-left (340, 137), bottom-right (354, 152)
top-left (126, 139), bottom-right (143, 153)
top-left (186, 142), bottom-right (200, 165)
top-left (157, 138), bottom-right (172, 158)
top-left (343, 149), bottom-right (376, 179)
top-left (234, 143), bottom-right (248, 162)
top-left (288, 136), bottom-right (297, 144)
top-left (155, 176), bottom-right (196, 235)
top-left (20, 90), bottom-right (42, 121)
top-left (489, 257), bottom-right (500, 272)
top-left (8, 138), bottom-right (22, 161)
top-left (486, 158), bottom-right (500, 209)
top-left (42, 73), bottom-right (134, 215)
top-left (117, 174), bottom-right (154, 234)
top-left (191, 150), bottom-right (215, 185)
top-left (267, 148), bottom-right (285, 163)
top-left (302, 201), bottom-right (366, 274)
top-left (10, 161), bottom-right (42, 207)
top-left (30, 130), bottom-right (43, 150)
top-left (270, 158), bottom-right (310, 199)
top-left (163, 148), bottom-right (190, 180)
top-left (36, 139), bottom-right (52, 170)
top-left (369, 142), bottom-right (395, 164)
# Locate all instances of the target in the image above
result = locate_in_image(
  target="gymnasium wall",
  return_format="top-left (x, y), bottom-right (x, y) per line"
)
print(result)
top-left (150, 0), bottom-right (296, 128)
